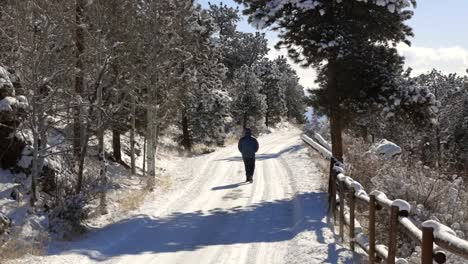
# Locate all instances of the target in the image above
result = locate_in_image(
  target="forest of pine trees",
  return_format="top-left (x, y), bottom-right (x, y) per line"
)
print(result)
top-left (0, 0), bottom-right (305, 236)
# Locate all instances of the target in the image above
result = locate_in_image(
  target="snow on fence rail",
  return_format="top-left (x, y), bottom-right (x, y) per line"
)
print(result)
top-left (302, 135), bottom-right (468, 264)
top-left (301, 134), bottom-right (332, 159)
top-left (314, 133), bottom-right (332, 151)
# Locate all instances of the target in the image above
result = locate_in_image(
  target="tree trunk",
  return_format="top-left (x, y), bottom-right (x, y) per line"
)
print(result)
top-left (328, 59), bottom-right (344, 162)
top-left (435, 123), bottom-right (441, 169)
top-left (146, 85), bottom-right (157, 191)
top-left (112, 129), bottom-right (121, 162)
top-left (142, 136), bottom-right (146, 177)
top-left (31, 109), bottom-right (47, 206)
top-left (330, 113), bottom-right (344, 162)
top-left (97, 82), bottom-right (107, 215)
top-left (31, 112), bottom-right (39, 206)
top-left (181, 111), bottom-right (192, 151)
top-left (73, 0), bottom-right (85, 167)
top-left (98, 131), bottom-right (107, 214)
top-left (74, 0), bottom-right (86, 194)
top-left (243, 112), bottom-right (247, 129)
top-left (130, 94), bottom-right (136, 175)
top-left (76, 101), bottom-right (88, 194)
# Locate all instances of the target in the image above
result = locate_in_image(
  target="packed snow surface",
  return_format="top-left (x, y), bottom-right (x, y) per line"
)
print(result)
top-left (11, 128), bottom-right (354, 264)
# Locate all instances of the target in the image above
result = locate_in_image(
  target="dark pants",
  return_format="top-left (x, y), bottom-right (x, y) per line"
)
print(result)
top-left (242, 157), bottom-right (255, 181)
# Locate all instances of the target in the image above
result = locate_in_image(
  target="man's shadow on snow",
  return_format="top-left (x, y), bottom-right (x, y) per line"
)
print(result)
top-left (211, 182), bottom-right (250, 190)
top-left (216, 144), bottom-right (304, 162)
top-left (46, 192), bottom-right (351, 263)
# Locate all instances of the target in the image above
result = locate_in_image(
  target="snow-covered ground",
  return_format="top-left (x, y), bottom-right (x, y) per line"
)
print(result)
top-left (11, 128), bottom-right (355, 264)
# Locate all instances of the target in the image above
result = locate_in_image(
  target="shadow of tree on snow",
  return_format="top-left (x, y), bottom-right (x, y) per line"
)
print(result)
top-left (216, 144), bottom-right (305, 162)
top-left (46, 192), bottom-right (350, 262)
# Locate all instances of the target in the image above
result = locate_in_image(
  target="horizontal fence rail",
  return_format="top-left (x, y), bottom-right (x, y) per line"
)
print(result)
top-left (301, 134), bottom-right (468, 264)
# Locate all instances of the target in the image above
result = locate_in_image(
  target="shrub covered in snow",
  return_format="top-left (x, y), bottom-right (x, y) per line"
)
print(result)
top-left (344, 135), bottom-right (468, 263)
top-left (0, 66), bottom-right (29, 169)
top-left (0, 66), bottom-right (14, 97)
top-left (48, 195), bottom-right (90, 239)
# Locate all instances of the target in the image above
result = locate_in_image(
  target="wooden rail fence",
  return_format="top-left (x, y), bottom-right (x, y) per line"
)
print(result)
top-left (302, 134), bottom-right (468, 264)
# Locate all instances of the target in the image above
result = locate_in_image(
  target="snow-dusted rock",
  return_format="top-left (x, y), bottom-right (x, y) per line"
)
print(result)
top-left (371, 139), bottom-right (401, 159)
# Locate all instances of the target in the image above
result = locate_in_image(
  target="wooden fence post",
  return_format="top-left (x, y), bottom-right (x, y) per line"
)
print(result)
top-left (349, 188), bottom-right (356, 251)
top-left (369, 194), bottom-right (376, 264)
top-left (339, 181), bottom-right (345, 241)
top-left (328, 157), bottom-right (336, 216)
top-left (328, 158), bottom-right (336, 212)
top-left (331, 168), bottom-right (337, 224)
top-left (422, 226), bottom-right (434, 264)
top-left (387, 205), bottom-right (400, 264)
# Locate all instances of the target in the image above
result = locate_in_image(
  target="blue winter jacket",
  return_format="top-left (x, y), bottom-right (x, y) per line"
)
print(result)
top-left (238, 136), bottom-right (259, 158)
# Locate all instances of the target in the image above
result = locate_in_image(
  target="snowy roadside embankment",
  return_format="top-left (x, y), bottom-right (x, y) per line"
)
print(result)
top-left (275, 131), bottom-right (357, 264)
top-left (0, 129), bottom-right (184, 262)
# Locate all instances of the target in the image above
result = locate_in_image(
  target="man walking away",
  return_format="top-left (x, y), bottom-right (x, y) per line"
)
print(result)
top-left (238, 128), bottom-right (259, 183)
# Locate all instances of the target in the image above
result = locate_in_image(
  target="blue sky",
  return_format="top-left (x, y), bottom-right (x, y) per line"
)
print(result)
top-left (197, 0), bottom-right (468, 87)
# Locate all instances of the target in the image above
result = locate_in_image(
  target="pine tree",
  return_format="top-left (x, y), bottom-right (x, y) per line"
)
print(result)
top-left (231, 65), bottom-right (266, 129)
top-left (175, 4), bottom-right (230, 149)
top-left (253, 58), bottom-right (287, 127)
top-left (207, 2), bottom-right (240, 37)
top-left (208, 3), bottom-right (268, 77)
top-left (275, 57), bottom-right (306, 124)
top-left (237, 0), bottom-right (417, 160)
top-left (222, 32), bottom-right (269, 79)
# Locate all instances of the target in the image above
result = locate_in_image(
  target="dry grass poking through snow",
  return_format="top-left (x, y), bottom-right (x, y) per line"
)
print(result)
top-left (118, 189), bottom-right (149, 212)
top-left (191, 144), bottom-right (216, 155)
top-left (307, 148), bottom-right (330, 190)
top-left (118, 176), bottom-right (172, 212)
top-left (0, 229), bottom-right (48, 262)
top-left (156, 175), bottom-right (172, 191)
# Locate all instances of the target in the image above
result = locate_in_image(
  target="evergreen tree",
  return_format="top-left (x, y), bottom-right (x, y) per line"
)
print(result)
top-left (223, 32), bottom-right (269, 79)
top-left (208, 3), bottom-right (268, 77)
top-left (207, 2), bottom-right (240, 37)
top-left (275, 57), bottom-right (306, 123)
top-left (231, 65), bottom-right (266, 129)
top-left (172, 4), bottom-right (230, 150)
top-left (253, 58), bottom-right (287, 127)
top-left (237, 0), bottom-right (417, 160)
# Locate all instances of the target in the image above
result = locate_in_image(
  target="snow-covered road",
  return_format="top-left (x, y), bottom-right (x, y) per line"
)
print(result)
top-left (15, 128), bottom-right (355, 264)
